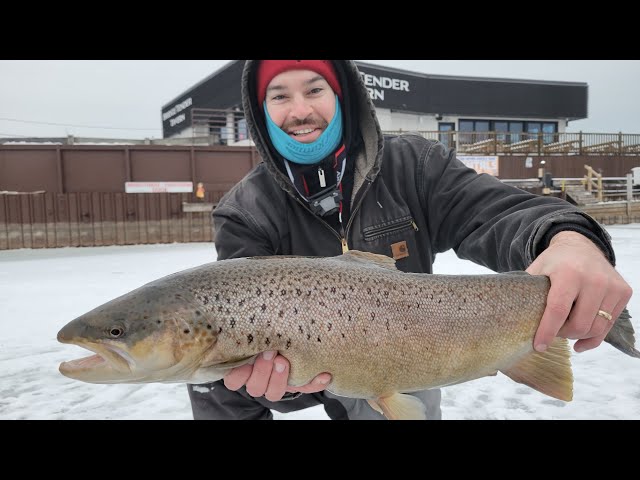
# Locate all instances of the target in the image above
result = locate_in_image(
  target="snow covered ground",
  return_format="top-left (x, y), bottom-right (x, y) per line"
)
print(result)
top-left (1, 224), bottom-right (639, 420)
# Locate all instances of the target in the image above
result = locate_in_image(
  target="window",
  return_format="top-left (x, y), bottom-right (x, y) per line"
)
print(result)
top-left (438, 123), bottom-right (455, 148)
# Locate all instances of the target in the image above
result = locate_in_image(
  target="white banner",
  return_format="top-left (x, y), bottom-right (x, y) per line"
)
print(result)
top-left (125, 182), bottom-right (193, 193)
top-left (458, 156), bottom-right (499, 176)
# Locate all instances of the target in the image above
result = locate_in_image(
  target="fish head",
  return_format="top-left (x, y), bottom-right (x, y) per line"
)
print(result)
top-left (57, 282), bottom-right (219, 384)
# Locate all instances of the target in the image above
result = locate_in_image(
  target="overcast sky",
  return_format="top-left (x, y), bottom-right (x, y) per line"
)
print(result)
top-left (1, 60), bottom-right (638, 140)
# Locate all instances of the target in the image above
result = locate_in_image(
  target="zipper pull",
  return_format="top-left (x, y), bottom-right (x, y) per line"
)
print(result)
top-left (341, 237), bottom-right (349, 253)
top-left (411, 220), bottom-right (419, 231)
top-left (318, 168), bottom-right (326, 188)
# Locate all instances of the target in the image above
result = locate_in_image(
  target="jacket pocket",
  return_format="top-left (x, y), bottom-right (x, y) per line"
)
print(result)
top-left (362, 215), bottom-right (418, 242)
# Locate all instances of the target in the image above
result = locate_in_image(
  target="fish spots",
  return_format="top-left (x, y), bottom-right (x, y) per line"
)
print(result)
top-left (278, 310), bottom-right (285, 318)
top-left (249, 315), bottom-right (255, 324)
top-left (327, 323), bottom-right (332, 331)
top-left (202, 295), bottom-right (209, 305)
top-left (247, 334), bottom-right (254, 344)
top-left (296, 288), bottom-right (302, 296)
top-left (256, 288), bottom-right (262, 296)
top-left (238, 299), bottom-right (245, 307)
top-left (341, 333), bottom-right (345, 338)
top-left (230, 319), bottom-right (236, 328)
top-left (175, 294), bottom-right (182, 299)
top-left (218, 327), bottom-right (223, 334)
top-left (269, 290), bottom-right (274, 297)
top-left (311, 319), bottom-right (316, 325)
top-left (280, 289), bottom-right (286, 296)
top-left (143, 315), bottom-right (149, 319)
top-left (183, 329), bottom-right (190, 334)
top-left (385, 319), bottom-right (390, 331)
top-left (293, 307), bottom-right (298, 314)
top-left (286, 339), bottom-right (291, 349)
top-left (299, 325), bottom-right (304, 334)
top-left (376, 299), bottom-right (381, 307)
top-left (261, 304), bottom-right (267, 312)
top-left (195, 311), bottom-right (201, 316)
top-left (318, 300), bottom-right (326, 307)
top-left (277, 333), bottom-right (282, 338)
top-left (367, 287), bottom-right (372, 294)
top-left (157, 320), bottom-right (162, 324)
top-left (206, 324), bottom-right (212, 329)
top-left (342, 293), bottom-right (347, 300)
top-left (331, 287), bottom-right (336, 293)
top-left (338, 309), bottom-right (342, 317)
top-left (307, 334), bottom-right (311, 340)
top-left (215, 294), bottom-right (220, 301)
top-left (403, 323), bottom-right (408, 330)
top-left (371, 312), bottom-right (376, 321)
top-left (317, 336), bottom-right (321, 342)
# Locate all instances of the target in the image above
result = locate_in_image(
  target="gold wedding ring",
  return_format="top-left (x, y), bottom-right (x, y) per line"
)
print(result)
top-left (597, 309), bottom-right (613, 321)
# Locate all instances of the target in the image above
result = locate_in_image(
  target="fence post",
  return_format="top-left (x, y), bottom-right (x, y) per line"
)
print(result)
top-left (619, 132), bottom-right (623, 155)
top-left (579, 131), bottom-right (583, 155)
top-left (627, 173), bottom-right (633, 220)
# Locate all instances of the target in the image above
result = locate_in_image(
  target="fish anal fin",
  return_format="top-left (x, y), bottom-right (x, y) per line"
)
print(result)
top-left (369, 393), bottom-right (427, 420)
top-left (502, 337), bottom-right (573, 401)
top-left (338, 250), bottom-right (398, 270)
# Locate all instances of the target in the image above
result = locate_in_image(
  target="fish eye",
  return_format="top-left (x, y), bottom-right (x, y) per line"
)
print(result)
top-left (109, 327), bottom-right (124, 338)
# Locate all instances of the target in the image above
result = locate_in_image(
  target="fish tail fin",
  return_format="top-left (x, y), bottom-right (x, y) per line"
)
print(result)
top-left (604, 308), bottom-right (640, 358)
top-left (502, 337), bottom-right (573, 401)
top-left (369, 393), bottom-right (427, 420)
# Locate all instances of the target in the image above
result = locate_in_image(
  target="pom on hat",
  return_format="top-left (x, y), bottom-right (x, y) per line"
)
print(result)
top-left (256, 60), bottom-right (342, 105)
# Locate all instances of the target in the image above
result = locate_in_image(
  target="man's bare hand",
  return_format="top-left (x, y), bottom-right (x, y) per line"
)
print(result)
top-left (526, 231), bottom-right (632, 353)
top-left (223, 351), bottom-right (331, 402)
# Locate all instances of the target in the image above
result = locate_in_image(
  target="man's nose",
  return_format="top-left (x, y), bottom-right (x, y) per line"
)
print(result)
top-left (289, 95), bottom-right (314, 120)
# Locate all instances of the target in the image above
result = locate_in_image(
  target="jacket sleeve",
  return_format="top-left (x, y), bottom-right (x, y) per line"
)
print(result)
top-left (417, 141), bottom-right (615, 272)
top-left (212, 201), bottom-right (275, 260)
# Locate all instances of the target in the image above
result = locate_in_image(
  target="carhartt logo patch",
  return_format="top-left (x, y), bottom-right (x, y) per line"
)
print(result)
top-left (391, 241), bottom-right (409, 260)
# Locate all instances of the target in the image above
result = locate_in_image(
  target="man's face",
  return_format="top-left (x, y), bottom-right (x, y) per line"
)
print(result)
top-left (264, 69), bottom-right (337, 144)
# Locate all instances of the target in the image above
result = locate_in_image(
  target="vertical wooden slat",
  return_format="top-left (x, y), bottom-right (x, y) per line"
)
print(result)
top-left (0, 195), bottom-right (8, 250)
top-left (45, 193), bottom-right (57, 248)
top-left (92, 192), bottom-right (103, 246)
top-left (20, 195), bottom-right (32, 249)
top-left (78, 192), bottom-right (94, 246)
top-left (125, 193), bottom-right (139, 245)
top-left (69, 193), bottom-right (81, 247)
top-left (137, 194), bottom-right (147, 244)
top-left (101, 193), bottom-right (115, 246)
top-left (115, 193), bottom-right (125, 245)
top-left (31, 194), bottom-right (46, 248)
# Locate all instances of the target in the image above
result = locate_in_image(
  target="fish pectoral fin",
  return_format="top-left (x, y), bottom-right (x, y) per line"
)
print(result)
top-left (337, 250), bottom-right (398, 270)
top-left (369, 393), bottom-right (427, 420)
top-left (502, 337), bottom-right (573, 401)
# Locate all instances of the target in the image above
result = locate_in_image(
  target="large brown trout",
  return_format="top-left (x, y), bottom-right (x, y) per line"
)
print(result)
top-left (57, 251), bottom-right (638, 419)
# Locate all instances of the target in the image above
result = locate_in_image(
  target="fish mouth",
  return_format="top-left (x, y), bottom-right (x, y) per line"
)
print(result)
top-left (58, 340), bottom-right (136, 383)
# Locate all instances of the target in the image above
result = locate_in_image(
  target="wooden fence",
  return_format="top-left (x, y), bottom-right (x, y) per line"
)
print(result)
top-left (0, 192), bottom-right (222, 250)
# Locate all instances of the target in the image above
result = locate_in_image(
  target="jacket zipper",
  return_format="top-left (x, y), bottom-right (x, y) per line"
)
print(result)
top-left (362, 218), bottom-right (419, 241)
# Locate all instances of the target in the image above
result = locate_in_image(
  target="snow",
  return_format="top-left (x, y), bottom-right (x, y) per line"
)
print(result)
top-left (1, 225), bottom-right (639, 420)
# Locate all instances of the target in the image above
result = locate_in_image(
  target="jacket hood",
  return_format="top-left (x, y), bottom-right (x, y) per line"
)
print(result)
top-left (241, 60), bottom-right (384, 201)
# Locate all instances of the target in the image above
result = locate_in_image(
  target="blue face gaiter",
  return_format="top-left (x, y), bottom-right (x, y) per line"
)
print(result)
top-left (264, 94), bottom-right (343, 165)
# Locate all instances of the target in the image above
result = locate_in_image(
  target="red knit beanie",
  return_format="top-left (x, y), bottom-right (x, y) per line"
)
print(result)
top-left (256, 60), bottom-right (342, 105)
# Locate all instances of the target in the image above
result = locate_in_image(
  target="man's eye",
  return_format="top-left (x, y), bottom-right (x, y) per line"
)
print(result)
top-left (309, 88), bottom-right (323, 95)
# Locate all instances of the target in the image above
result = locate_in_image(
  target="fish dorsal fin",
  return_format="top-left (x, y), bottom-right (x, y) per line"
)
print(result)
top-left (337, 250), bottom-right (398, 270)
top-left (502, 337), bottom-right (573, 401)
